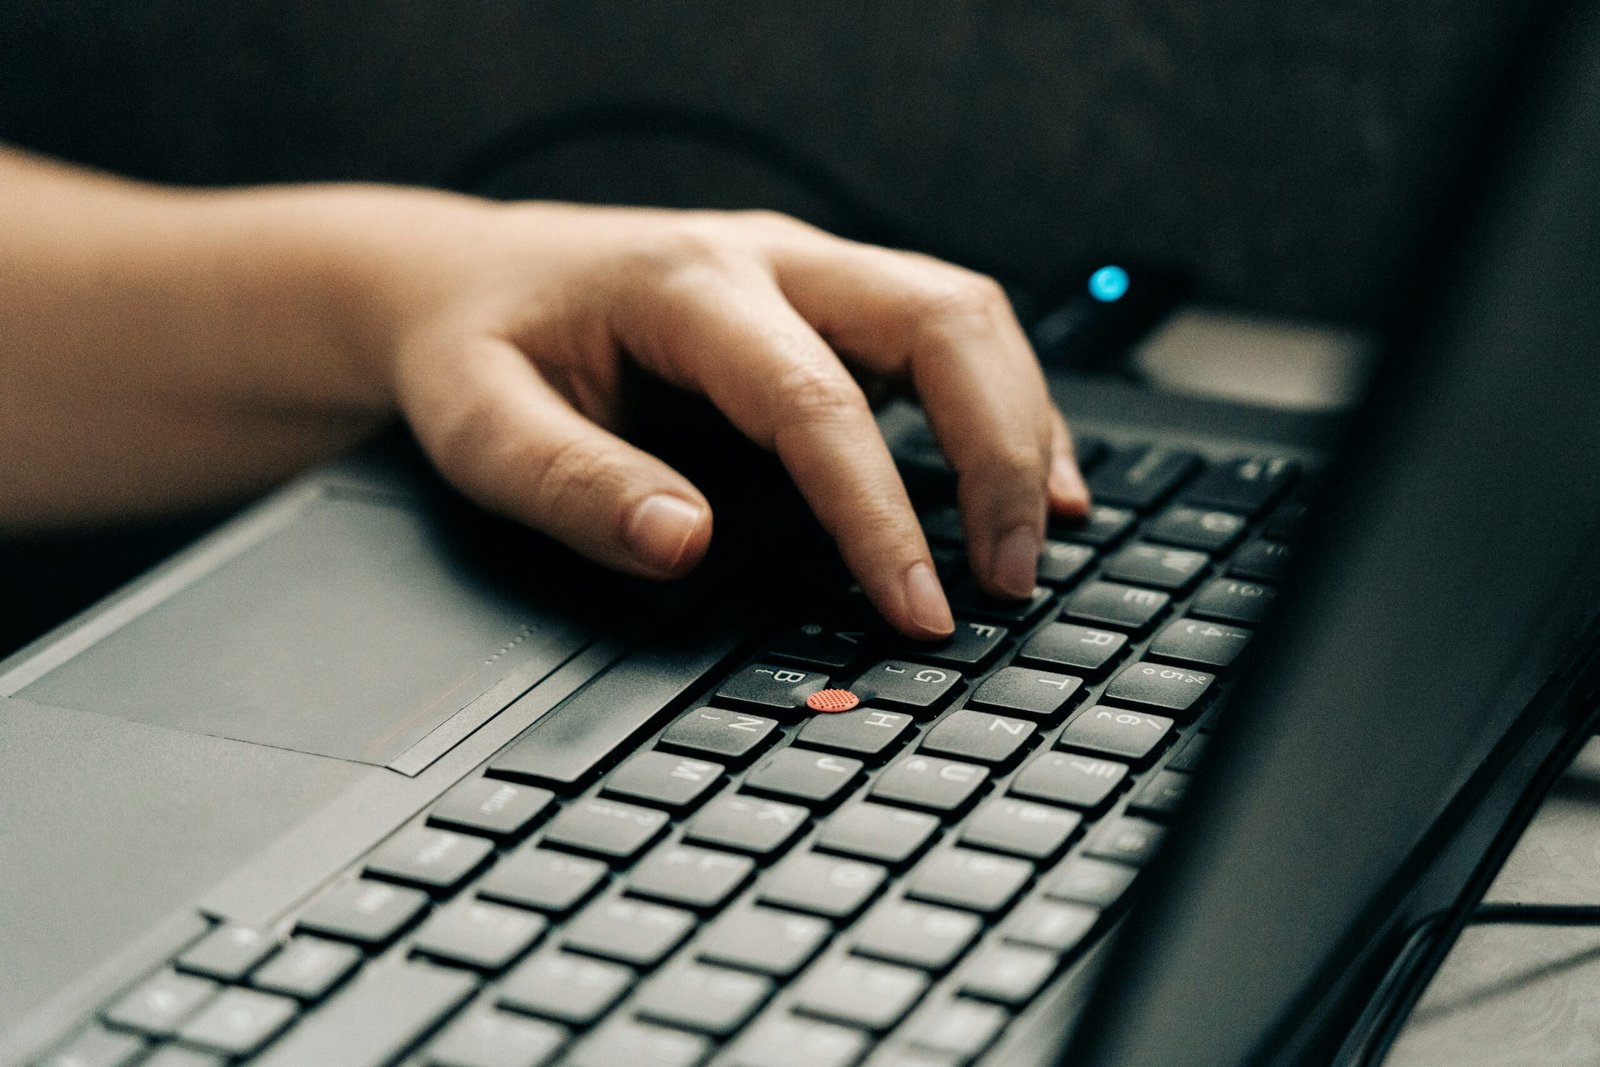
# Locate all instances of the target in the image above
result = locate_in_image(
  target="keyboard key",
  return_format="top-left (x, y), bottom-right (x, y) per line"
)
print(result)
top-left (297, 880), bottom-right (430, 948)
top-left (793, 957), bottom-right (929, 1032)
top-left (1084, 816), bottom-right (1168, 866)
top-left (795, 707), bottom-right (915, 761)
top-left (918, 505), bottom-right (965, 546)
top-left (716, 663), bottom-right (829, 714)
top-left (124, 1049), bottom-right (222, 1067)
top-left (758, 851), bottom-right (886, 920)
top-left (1058, 705), bottom-right (1175, 764)
top-left (1009, 751), bottom-right (1128, 812)
top-left (102, 970), bottom-right (218, 1037)
top-left (1102, 661), bottom-right (1215, 719)
top-left (656, 706), bottom-right (778, 766)
top-left (428, 777), bottom-right (555, 842)
top-left (476, 849), bottom-right (608, 915)
top-left (1052, 504), bottom-right (1135, 547)
top-left (852, 660), bottom-right (964, 714)
top-left (685, 795), bottom-right (808, 857)
top-left (253, 962), bottom-right (477, 1067)
top-left (1101, 543), bottom-right (1210, 592)
top-left (1190, 578), bottom-right (1279, 625)
top-left (727, 1016), bottom-right (867, 1067)
top-left (365, 826), bottom-right (494, 894)
top-left (956, 944), bottom-right (1057, 1006)
top-left (562, 898), bottom-right (695, 968)
top-left (892, 619), bottom-right (1009, 670)
top-left (562, 1019), bottom-right (709, 1067)
top-left (813, 801), bottom-right (940, 868)
top-left (1001, 900), bottom-right (1100, 956)
top-left (958, 797), bottom-right (1082, 861)
top-left (1016, 622), bottom-right (1128, 677)
top-left (1230, 538), bottom-right (1294, 582)
top-left (968, 665), bottom-right (1084, 719)
top-left (411, 899), bottom-right (548, 972)
top-left (174, 987), bottom-right (298, 1057)
top-left (1147, 618), bottom-right (1253, 669)
top-left (250, 938), bottom-right (362, 1002)
top-left (743, 747), bottom-right (864, 808)
top-left (869, 753), bottom-right (989, 815)
top-left (901, 998), bottom-right (1008, 1061)
top-left (1061, 581), bottom-right (1170, 633)
top-left (765, 621), bottom-right (875, 671)
top-left (697, 905), bottom-right (831, 977)
top-left (40, 1026), bottom-right (148, 1067)
top-left (601, 751), bottom-right (725, 813)
top-left (851, 899), bottom-right (981, 971)
top-left (1088, 446), bottom-right (1200, 511)
top-left (174, 925), bottom-right (276, 983)
top-left (1142, 505), bottom-right (1247, 553)
top-left (948, 581), bottom-right (1053, 625)
top-left (918, 709), bottom-right (1036, 766)
top-left (1129, 768), bottom-right (1192, 820)
top-left (1181, 455), bottom-right (1298, 517)
top-left (625, 844), bottom-right (754, 911)
top-left (906, 848), bottom-right (1032, 916)
top-left (1037, 540), bottom-right (1096, 586)
top-left (423, 1007), bottom-right (566, 1067)
top-left (499, 952), bottom-right (632, 1026)
top-left (1044, 856), bottom-right (1140, 908)
top-left (539, 798), bottom-right (669, 864)
top-left (1168, 732), bottom-right (1211, 773)
top-left (1265, 496), bottom-right (1311, 540)
top-left (632, 960), bottom-right (773, 1036)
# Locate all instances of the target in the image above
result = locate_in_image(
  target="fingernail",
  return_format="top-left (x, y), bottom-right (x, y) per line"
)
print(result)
top-left (903, 561), bottom-right (955, 636)
top-left (625, 494), bottom-right (704, 575)
top-left (991, 525), bottom-right (1040, 598)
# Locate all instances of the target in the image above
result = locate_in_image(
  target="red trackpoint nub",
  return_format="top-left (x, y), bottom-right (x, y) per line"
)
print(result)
top-left (806, 688), bottom-right (862, 714)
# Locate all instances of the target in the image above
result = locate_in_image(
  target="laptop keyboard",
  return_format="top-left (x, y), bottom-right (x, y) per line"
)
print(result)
top-left (48, 435), bottom-right (1308, 1067)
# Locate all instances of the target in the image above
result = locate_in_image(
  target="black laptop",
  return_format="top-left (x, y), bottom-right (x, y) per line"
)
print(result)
top-left (5, 3), bottom-right (1599, 1065)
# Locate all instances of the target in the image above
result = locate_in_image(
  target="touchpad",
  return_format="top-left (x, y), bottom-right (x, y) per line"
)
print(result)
top-left (18, 490), bottom-right (595, 766)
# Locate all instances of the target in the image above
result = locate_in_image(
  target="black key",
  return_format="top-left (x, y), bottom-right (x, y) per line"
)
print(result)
top-left (1168, 732), bottom-right (1211, 773)
top-left (1009, 751), bottom-right (1128, 812)
top-left (918, 709), bottom-right (1036, 766)
top-left (1100, 543), bottom-right (1210, 592)
top-left (297, 880), bottom-right (430, 948)
top-left (1051, 504), bottom-right (1136, 547)
top-left (602, 751), bottom-right (725, 813)
top-left (102, 970), bottom-right (218, 1037)
top-left (562, 1019), bottom-right (709, 1067)
top-left (727, 1016), bottom-right (867, 1067)
top-left (1142, 505), bottom-right (1248, 553)
top-left (757, 851), bottom-right (886, 920)
top-left (633, 960), bottom-right (773, 1037)
top-left (813, 801), bottom-right (941, 868)
top-left (793, 957), bottom-right (929, 1032)
top-left (1074, 436), bottom-right (1109, 470)
top-left (1044, 856), bottom-right (1139, 908)
top-left (1016, 622), bottom-right (1128, 677)
top-left (892, 619), bottom-right (1009, 671)
top-left (743, 747), bottom-right (864, 808)
top-left (852, 660), bottom-right (963, 714)
top-left (1265, 497), bottom-right (1311, 540)
top-left (958, 797), bottom-right (1082, 861)
top-left (1102, 661), bottom-right (1215, 720)
top-left (424, 1007), bottom-right (567, 1067)
top-left (499, 951), bottom-right (632, 1026)
top-left (174, 925), bottom-right (276, 983)
top-left (487, 641), bottom-right (734, 792)
top-left (919, 505), bottom-right (965, 545)
top-left (562, 899), bottom-right (696, 968)
top-left (657, 706), bottom-right (779, 766)
top-left (1058, 704), bottom-right (1175, 765)
top-left (411, 898), bottom-right (548, 972)
top-left (905, 848), bottom-right (1033, 916)
top-left (851, 899), bottom-right (982, 971)
top-left (1230, 538), bottom-right (1294, 582)
top-left (365, 826), bottom-right (494, 894)
top-left (1061, 580), bottom-right (1170, 633)
top-left (948, 580), bottom-right (1053, 625)
top-left (626, 844), bottom-right (754, 911)
top-left (1181, 455), bottom-right (1299, 517)
top-left (174, 987), bottom-right (298, 1057)
top-left (685, 795), bottom-right (808, 858)
top-left (765, 621), bottom-right (875, 671)
top-left (1037, 540), bottom-right (1096, 586)
top-left (869, 753), bottom-right (989, 815)
top-left (1084, 815), bottom-right (1168, 866)
top-left (1001, 899), bottom-right (1100, 956)
top-left (429, 777), bottom-right (555, 842)
top-left (967, 666), bottom-right (1084, 719)
top-left (476, 848), bottom-right (608, 915)
top-left (1088, 446), bottom-right (1201, 511)
top-left (716, 663), bottom-right (829, 714)
top-left (1190, 577), bottom-right (1279, 625)
top-left (250, 938), bottom-right (362, 1002)
top-left (901, 998), bottom-right (1009, 1062)
top-left (956, 944), bottom-right (1057, 1006)
top-left (1147, 618), bottom-right (1253, 669)
top-left (697, 905), bottom-right (831, 978)
top-left (1128, 769), bottom-right (1192, 820)
top-left (40, 1027), bottom-right (148, 1067)
top-left (795, 707), bottom-right (915, 761)
top-left (251, 962), bottom-right (477, 1067)
top-left (539, 798), bottom-right (669, 864)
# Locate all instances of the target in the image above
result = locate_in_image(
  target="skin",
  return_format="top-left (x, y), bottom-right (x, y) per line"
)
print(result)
top-left (0, 145), bottom-right (1090, 639)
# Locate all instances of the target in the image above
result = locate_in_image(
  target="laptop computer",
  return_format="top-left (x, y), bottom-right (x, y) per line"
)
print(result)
top-left (4, 1), bottom-right (1598, 1064)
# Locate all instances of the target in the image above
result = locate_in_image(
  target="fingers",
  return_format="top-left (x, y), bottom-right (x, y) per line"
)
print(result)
top-left (401, 336), bottom-right (713, 579)
top-left (1047, 405), bottom-right (1092, 519)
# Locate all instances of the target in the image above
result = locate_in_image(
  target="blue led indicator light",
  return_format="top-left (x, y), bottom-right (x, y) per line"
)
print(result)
top-left (1088, 265), bottom-right (1130, 303)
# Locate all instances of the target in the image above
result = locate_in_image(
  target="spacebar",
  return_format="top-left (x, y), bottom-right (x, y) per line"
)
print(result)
top-left (254, 963), bottom-right (476, 1067)
top-left (485, 631), bottom-right (741, 791)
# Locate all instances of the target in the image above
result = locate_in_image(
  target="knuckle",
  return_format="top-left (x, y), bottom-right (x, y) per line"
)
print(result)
top-left (907, 269), bottom-right (1008, 325)
top-left (528, 434), bottom-right (618, 513)
top-left (737, 208), bottom-right (814, 238)
top-left (777, 361), bottom-right (869, 424)
top-left (973, 440), bottom-right (1047, 485)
